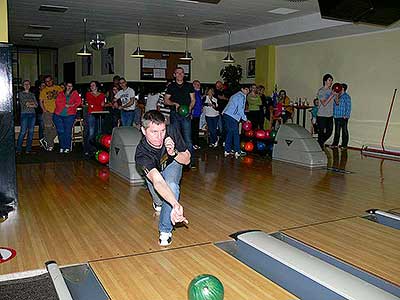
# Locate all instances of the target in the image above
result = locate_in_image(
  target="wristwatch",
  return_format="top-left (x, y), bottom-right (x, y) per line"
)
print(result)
top-left (171, 149), bottom-right (179, 158)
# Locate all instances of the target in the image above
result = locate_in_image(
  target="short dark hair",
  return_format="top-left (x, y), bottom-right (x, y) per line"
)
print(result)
top-left (142, 110), bottom-right (166, 129)
top-left (89, 80), bottom-right (100, 89)
top-left (323, 74), bottom-right (333, 85)
top-left (341, 83), bottom-right (348, 92)
top-left (113, 75), bottom-right (121, 81)
top-left (119, 77), bottom-right (126, 82)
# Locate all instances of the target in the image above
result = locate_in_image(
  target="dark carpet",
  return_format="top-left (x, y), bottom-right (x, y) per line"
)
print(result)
top-left (0, 273), bottom-right (58, 300)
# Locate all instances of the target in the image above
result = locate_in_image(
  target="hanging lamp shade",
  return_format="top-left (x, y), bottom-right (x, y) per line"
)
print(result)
top-left (90, 33), bottom-right (106, 50)
top-left (180, 50), bottom-right (193, 61)
top-left (222, 52), bottom-right (234, 63)
top-left (180, 26), bottom-right (193, 61)
top-left (222, 30), bottom-right (234, 63)
top-left (130, 22), bottom-right (145, 58)
top-left (76, 18), bottom-right (92, 56)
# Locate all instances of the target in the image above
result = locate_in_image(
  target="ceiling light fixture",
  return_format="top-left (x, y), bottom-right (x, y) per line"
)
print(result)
top-left (90, 33), bottom-right (106, 50)
top-left (76, 18), bottom-right (92, 56)
top-left (222, 30), bottom-right (234, 63)
top-left (180, 26), bottom-right (193, 61)
top-left (130, 22), bottom-right (145, 58)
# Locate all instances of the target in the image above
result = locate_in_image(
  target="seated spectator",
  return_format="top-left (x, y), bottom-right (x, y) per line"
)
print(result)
top-left (278, 89), bottom-right (293, 123)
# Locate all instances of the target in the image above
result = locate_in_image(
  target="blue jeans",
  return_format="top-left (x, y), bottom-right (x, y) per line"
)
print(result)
top-left (36, 113), bottom-right (44, 140)
top-left (121, 108), bottom-right (141, 126)
top-left (53, 114), bottom-right (76, 150)
top-left (206, 116), bottom-right (219, 144)
top-left (170, 111), bottom-right (193, 163)
top-left (223, 114), bottom-right (240, 153)
top-left (145, 160), bottom-right (183, 233)
top-left (84, 113), bottom-right (98, 154)
top-left (16, 113), bottom-right (36, 152)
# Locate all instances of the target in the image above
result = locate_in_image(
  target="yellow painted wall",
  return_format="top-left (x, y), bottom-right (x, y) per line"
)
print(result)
top-left (276, 30), bottom-right (400, 148)
top-left (0, 0), bottom-right (8, 43)
top-left (255, 46), bottom-right (275, 95)
top-left (58, 33), bottom-right (255, 85)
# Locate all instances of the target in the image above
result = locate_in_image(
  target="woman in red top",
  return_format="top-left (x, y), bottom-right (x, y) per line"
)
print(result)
top-left (53, 81), bottom-right (82, 153)
top-left (84, 81), bottom-right (105, 155)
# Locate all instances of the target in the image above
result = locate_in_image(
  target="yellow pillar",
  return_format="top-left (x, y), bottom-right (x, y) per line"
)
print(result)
top-left (0, 0), bottom-right (8, 43)
top-left (255, 45), bottom-right (275, 95)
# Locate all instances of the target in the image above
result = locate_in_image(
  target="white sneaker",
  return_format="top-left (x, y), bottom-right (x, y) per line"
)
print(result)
top-left (59, 149), bottom-right (65, 153)
top-left (39, 138), bottom-right (48, 150)
top-left (224, 151), bottom-right (232, 157)
top-left (64, 149), bottom-right (71, 153)
top-left (235, 151), bottom-right (247, 158)
top-left (152, 202), bottom-right (162, 212)
top-left (159, 232), bottom-right (172, 246)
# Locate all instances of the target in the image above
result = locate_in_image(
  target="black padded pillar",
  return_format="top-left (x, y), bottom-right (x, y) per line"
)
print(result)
top-left (0, 44), bottom-right (17, 204)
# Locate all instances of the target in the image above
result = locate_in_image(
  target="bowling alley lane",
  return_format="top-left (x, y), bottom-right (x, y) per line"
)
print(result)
top-left (282, 217), bottom-right (400, 287)
top-left (89, 243), bottom-right (298, 300)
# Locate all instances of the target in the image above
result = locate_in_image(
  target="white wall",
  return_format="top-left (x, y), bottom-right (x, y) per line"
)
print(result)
top-left (276, 29), bottom-right (400, 148)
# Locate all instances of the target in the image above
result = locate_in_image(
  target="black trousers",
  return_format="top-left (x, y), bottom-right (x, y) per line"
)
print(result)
top-left (333, 118), bottom-right (349, 147)
top-left (317, 116), bottom-right (333, 148)
top-left (246, 110), bottom-right (264, 130)
top-left (191, 116), bottom-right (200, 146)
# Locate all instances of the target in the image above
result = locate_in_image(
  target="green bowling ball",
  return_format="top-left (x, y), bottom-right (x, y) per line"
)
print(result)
top-left (270, 130), bottom-right (277, 139)
top-left (178, 104), bottom-right (190, 117)
top-left (96, 134), bottom-right (103, 143)
top-left (95, 150), bottom-right (101, 160)
top-left (188, 274), bottom-right (224, 300)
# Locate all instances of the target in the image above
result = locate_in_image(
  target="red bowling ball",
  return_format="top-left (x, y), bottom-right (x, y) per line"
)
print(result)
top-left (97, 151), bottom-right (109, 164)
top-left (264, 130), bottom-right (271, 139)
top-left (245, 130), bottom-right (254, 138)
top-left (255, 129), bottom-right (266, 139)
top-left (332, 82), bottom-right (343, 93)
top-left (102, 135), bottom-right (112, 149)
top-left (242, 121), bottom-right (252, 131)
top-left (244, 141), bottom-right (254, 152)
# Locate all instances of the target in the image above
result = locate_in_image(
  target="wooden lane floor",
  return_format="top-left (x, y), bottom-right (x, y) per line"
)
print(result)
top-left (90, 243), bottom-right (298, 300)
top-left (283, 217), bottom-right (400, 287)
top-left (1, 149), bottom-right (399, 275)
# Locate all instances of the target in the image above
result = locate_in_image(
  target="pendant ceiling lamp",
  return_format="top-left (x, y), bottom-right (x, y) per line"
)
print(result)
top-left (130, 22), bottom-right (145, 58)
top-left (76, 18), bottom-right (92, 56)
top-left (90, 33), bottom-right (106, 50)
top-left (222, 30), bottom-right (234, 63)
top-left (180, 26), bottom-right (193, 61)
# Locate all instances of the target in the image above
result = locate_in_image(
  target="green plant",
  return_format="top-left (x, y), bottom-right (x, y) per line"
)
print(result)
top-left (220, 64), bottom-right (242, 94)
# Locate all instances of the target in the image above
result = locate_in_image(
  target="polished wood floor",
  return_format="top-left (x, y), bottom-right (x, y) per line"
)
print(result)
top-left (91, 244), bottom-right (298, 300)
top-left (284, 217), bottom-right (400, 286)
top-left (1, 148), bottom-right (399, 298)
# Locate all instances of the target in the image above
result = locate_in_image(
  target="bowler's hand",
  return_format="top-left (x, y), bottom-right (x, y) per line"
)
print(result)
top-left (164, 137), bottom-right (176, 156)
top-left (170, 202), bottom-right (188, 225)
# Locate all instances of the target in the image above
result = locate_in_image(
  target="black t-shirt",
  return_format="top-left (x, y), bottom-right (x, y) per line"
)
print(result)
top-left (214, 89), bottom-right (228, 113)
top-left (135, 125), bottom-right (187, 175)
top-left (165, 81), bottom-right (194, 111)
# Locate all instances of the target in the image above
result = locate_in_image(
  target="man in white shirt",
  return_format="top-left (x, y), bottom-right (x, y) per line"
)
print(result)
top-left (114, 77), bottom-right (141, 127)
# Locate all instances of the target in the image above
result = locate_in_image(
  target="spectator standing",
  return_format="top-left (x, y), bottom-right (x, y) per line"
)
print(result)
top-left (39, 75), bottom-right (63, 151)
top-left (53, 82), bottom-right (82, 153)
top-left (16, 80), bottom-right (38, 154)
top-left (191, 80), bottom-right (203, 150)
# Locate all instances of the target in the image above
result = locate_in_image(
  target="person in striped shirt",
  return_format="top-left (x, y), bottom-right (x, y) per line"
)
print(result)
top-left (331, 83), bottom-right (352, 149)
